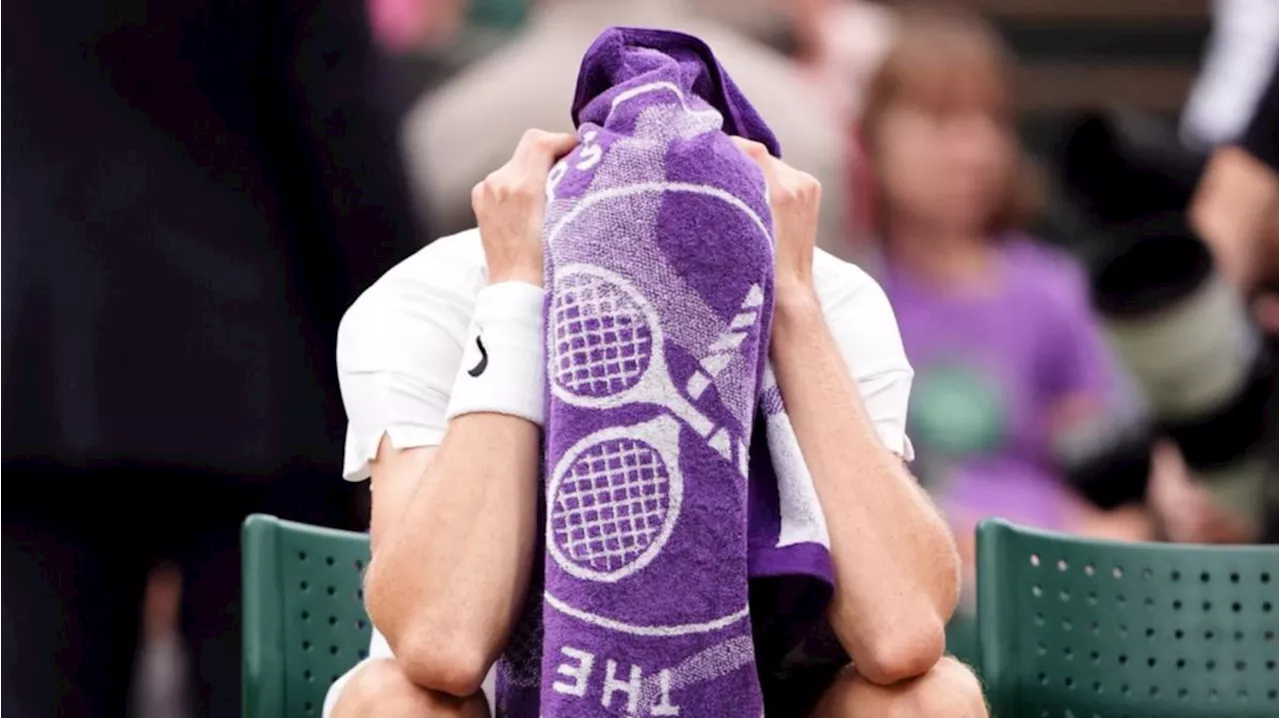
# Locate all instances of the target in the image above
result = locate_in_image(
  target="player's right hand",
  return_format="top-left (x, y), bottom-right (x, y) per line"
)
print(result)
top-left (472, 129), bottom-right (578, 287)
top-left (730, 137), bottom-right (821, 298)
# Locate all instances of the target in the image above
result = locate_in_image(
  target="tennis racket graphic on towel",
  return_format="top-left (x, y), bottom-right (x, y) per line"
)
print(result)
top-left (685, 283), bottom-right (764, 401)
top-left (550, 263), bottom-right (719, 440)
top-left (547, 415), bottom-right (684, 582)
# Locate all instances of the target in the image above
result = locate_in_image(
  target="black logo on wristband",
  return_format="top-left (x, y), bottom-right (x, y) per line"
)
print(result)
top-left (467, 333), bottom-right (489, 377)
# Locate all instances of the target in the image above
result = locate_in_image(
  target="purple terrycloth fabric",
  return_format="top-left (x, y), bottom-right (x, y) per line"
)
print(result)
top-left (491, 28), bottom-right (835, 717)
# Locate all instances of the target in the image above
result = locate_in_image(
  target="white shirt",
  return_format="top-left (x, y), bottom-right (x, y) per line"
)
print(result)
top-left (324, 228), bottom-right (914, 714)
top-left (335, 228), bottom-right (914, 483)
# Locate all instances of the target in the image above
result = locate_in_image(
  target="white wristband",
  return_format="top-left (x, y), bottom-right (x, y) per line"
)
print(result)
top-left (445, 282), bottom-right (547, 425)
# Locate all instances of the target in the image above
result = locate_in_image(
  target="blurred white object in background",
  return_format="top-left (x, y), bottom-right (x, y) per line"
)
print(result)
top-left (690, 0), bottom-right (899, 119)
top-left (808, 0), bottom-right (899, 120)
top-left (1180, 0), bottom-right (1278, 149)
top-left (130, 564), bottom-right (190, 718)
top-left (131, 633), bottom-right (191, 718)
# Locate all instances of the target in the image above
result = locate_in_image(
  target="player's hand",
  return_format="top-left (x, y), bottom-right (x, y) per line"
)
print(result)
top-left (1148, 440), bottom-right (1254, 544)
top-left (472, 129), bottom-right (578, 287)
top-left (732, 137), bottom-right (822, 298)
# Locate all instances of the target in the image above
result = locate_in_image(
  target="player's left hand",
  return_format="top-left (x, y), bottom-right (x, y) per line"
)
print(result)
top-left (732, 137), bottom-right (822, 297)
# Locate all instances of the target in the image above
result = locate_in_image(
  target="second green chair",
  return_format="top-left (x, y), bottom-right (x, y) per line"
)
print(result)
top-left (242, 515), bottom-right (372, 718)
top-left (977, 518), bottom-right (1279, 717)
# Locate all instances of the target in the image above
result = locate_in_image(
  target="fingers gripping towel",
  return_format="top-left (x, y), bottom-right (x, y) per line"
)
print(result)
top-left (494, 28), bottom-right (835, 717)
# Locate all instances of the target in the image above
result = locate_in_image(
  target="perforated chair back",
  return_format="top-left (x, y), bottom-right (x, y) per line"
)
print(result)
top-left (976, 519), bottom-right (1279, 717)
top-left (242, 514), bottom-right (373, 718)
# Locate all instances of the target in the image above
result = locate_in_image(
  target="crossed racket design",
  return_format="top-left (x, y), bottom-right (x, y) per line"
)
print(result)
top-left (547, 264), bottom-right (740, 581)
top-left (548, 263), bottom-right (718, 436)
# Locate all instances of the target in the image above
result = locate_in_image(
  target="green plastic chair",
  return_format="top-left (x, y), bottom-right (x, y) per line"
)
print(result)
top-left (976, 518), bottom-right (1279, 717)
top-left (242, 514), bottom-right (373, 718)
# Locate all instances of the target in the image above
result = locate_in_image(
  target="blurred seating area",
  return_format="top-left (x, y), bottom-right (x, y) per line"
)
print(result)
top-left (3, 0), bottom-right (1275, 716)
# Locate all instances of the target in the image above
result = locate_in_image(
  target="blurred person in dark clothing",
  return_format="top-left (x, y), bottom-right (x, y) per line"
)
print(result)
top-left (1, 0), bottom-right (422, 715)
top-left (1171, 63), bottom-right (1278, 543)
top-left (1052, 68), bottom-right (1277, 546)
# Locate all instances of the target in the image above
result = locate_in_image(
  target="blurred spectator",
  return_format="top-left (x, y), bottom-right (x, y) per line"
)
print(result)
top-left (1149, 441), bottom-right (1259, 545)
top-left (790, 0), bottom-right (900, 252)
top-left (368, 0), bottom-right (465, 53)
top-left (1, 0), bottom-right (421, 715)
top-left (130, 565), bottom-right (190, 718)
top-left (858, 9), bottom-right (1151, 582)
top-left (1188, 63), bottom-right (1278, 542)
top-left (1190, 63), bottom-right (1279, 332)
top-left (400, 0), bottom-right (854, 259)
top-left (687, 0), bottom-right (797, 54)
top-left (1055, 69), bottom-right (1276, 545)
top-left (789, 0), bottom-right (898, 120)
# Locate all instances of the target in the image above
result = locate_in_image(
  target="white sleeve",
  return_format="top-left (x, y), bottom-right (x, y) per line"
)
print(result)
top-left (816, 255), bottom-right (915, 460)
top-left (1180, 0), bottom-right (1279, 148)
top-left (335, 257), bottom-right (477, 482)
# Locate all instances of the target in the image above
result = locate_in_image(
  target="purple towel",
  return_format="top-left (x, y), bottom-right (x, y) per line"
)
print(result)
top-left (494, 28), bottom-right (835, 717)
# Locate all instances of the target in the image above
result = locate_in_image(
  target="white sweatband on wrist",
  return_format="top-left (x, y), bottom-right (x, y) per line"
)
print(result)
top-left (445, 281), bottom-right (547, 425)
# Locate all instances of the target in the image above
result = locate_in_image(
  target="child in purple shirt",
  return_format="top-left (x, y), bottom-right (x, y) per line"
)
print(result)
top-left (884, 238), bottom-right (1112, 532)
top-left (857, 9), bottom-right (1151, 583)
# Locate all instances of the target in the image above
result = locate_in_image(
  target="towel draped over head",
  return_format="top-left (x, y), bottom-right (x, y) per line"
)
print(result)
top-left (493, 27), bottom-right (835, 717)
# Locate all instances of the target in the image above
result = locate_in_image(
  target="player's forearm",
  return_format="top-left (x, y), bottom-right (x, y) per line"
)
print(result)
top-left (365, 413), bottom-right (540, 695)
top-left (770, 287), bottom-right (959, 684)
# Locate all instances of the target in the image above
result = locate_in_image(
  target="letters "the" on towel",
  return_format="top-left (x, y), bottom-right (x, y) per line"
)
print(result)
top-left (551, 644), bottom-right (681, 716)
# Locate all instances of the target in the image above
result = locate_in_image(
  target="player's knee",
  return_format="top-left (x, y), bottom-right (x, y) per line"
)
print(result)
top-left (813, 657), bottom-right (987, 717)
top-left (331, 659), bottom-right (420, 717)
top-left (331, 658), bottom-right (489, 718)
top-left (908, 657), bottom-right (987, 717)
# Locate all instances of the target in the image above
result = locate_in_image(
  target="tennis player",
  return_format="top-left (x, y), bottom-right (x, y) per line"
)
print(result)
top-left (325, 130), bottom-right (983, 717)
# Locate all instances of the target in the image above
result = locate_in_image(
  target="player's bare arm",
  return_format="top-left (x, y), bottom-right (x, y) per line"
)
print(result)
top-left (362, 130), bottom-right (577, 697)
top-left (736, 139), bottom-right (962, 686)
